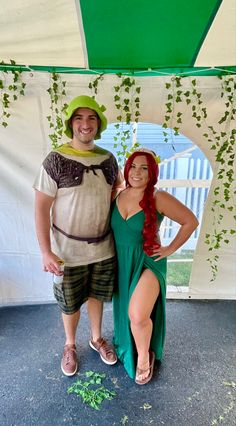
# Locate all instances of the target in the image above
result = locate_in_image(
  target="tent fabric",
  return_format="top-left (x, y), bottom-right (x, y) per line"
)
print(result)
top-left (0, 0), bottom-right (85, 68)
top-left (0, 0), bottom-right (235, 75)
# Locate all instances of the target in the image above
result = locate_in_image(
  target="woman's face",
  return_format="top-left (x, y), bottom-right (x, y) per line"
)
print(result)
top-left (128, 155), bottom-right (149, 189)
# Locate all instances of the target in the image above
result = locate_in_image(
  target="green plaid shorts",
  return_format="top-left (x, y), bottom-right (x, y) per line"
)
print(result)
top-left (53, 256), bottom-right (116, 314)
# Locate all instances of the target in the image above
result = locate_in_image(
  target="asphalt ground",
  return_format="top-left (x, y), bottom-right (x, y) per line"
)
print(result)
top-left (0, 300), bottom-right (235, 426)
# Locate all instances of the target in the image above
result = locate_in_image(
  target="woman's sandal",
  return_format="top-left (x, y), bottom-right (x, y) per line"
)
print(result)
top-left (135, 351), bottom-right (155, 385)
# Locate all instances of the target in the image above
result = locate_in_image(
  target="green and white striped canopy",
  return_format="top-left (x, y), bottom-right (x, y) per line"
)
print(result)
top-left (0, 0), bottom-right (235, 76)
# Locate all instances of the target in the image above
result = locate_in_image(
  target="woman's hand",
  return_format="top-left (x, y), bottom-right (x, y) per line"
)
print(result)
top-left (150, 245), bottom-right (175, 261)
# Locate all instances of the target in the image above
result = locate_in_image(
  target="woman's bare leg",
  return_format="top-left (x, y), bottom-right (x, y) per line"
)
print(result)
top-left (128, 269), bottom-right (160, 382)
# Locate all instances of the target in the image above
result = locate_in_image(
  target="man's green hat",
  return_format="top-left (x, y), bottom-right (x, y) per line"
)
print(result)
top-left (64, 95), bottom-right (107, 140)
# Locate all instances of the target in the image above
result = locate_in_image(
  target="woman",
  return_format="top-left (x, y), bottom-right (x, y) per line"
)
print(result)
top-left (111, 148), bottom-right (198, 385)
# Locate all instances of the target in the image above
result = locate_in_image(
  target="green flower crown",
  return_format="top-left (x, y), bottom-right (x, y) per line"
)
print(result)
top-left (125, 148), bottom-right (161, 164)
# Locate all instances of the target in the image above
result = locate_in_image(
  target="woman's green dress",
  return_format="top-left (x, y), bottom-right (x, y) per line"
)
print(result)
top-left (111, 201), bottom-right (167, 379)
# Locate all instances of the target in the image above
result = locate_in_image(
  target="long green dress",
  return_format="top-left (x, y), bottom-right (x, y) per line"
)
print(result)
top-left (111, 201), bottom-right (167, 379)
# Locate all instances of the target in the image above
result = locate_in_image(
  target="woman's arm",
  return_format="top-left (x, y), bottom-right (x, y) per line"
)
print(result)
top-left (153, 191), bottom-right (199, 261)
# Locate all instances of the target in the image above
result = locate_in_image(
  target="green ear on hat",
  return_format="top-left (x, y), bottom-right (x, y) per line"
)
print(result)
top-left (64, 95), bottom-right (107, 140)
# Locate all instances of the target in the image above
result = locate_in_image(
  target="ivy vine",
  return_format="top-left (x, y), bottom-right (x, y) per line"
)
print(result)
top-left (88, 73), bottom-right (104, 98)
top-left (46, 72), bottom-right (68, 149)
top-left (0, 60), bottom-right (26, 127)
top-left (162, 75), bottom-right (236, 280)
top-left (162, 76), bottom-right (183, 143)
top-left (205, 76), bottom-right (236, 280)
top-left (88, 73), bottom-right (107, 116)
top-left (88, 74), bottom-right (142, 166)
top-left (113, 75), bottom-right (141, 166)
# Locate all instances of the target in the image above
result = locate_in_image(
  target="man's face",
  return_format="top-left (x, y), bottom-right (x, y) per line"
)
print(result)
top-left (70, 108), bottom-right (100, 144)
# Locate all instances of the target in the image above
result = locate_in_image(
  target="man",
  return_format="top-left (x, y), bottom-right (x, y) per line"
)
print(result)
top-left (33, 95), bottom-right (123, 376)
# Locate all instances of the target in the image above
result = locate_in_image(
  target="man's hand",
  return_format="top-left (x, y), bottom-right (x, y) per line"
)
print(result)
top-left (42, 251), bottom-right (64, 275)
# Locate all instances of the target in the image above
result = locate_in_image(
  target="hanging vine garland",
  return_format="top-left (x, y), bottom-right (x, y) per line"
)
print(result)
top-left (204, 76), bottom-right (236, 280)
top-left (46, 72), bottom-right (68, 149)
top-left (88, 73), bottom-right (107, 119)
top-left (162, 76), bottom-right (182, 144)
top-left (113, 74), bottom-right (141, 166)
top-left (88, 73), bottom-right (104, 98)
top-left (0, 60), bottom-right (26, 128)
top-left (162, 75), bottom-right (236, 281)
top-left (181, 76), bottom-right (235, 280)
top-left (88, 73), bottom-right (142, 166)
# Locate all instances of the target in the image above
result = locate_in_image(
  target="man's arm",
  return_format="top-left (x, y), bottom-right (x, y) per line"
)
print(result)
top-left (35, 190), bottom-right (62, 275)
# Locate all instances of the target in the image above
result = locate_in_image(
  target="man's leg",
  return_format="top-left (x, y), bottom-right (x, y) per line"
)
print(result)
top-left (54, 264), bottom-right (88, 376)
top-left (86, 257), bottom-right (117, 365)
top-left (87, 256), bottom-right (116, 341)
top-left (62, 310), bottom-right (80, 345)
top-left (61, 310), bottom-right (80, 376)
top-left (87, 297), bottom-right (103, 341)
top-left (87, 297), bottom-right (117, 365)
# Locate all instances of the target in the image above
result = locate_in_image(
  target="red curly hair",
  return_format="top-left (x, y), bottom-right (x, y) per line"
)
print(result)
top-left (124, 151), bottom-right (160, 256)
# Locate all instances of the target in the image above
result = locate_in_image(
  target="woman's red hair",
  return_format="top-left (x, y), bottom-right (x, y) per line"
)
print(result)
top-left (124, 151), bottom-right (160, 255)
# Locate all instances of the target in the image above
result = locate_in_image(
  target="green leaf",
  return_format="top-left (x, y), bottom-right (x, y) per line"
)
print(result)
top-left (141, 402), bottom-right (152, 410)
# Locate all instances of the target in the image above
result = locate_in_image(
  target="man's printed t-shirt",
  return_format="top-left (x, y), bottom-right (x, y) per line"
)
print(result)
top-left (33, 144), bottom-right (119, 266)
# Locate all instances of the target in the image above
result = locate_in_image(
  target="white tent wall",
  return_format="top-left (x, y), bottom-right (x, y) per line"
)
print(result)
top-left (0, 73), bottom-right (235, 306)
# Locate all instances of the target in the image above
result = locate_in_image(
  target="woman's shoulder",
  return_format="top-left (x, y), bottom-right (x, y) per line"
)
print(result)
top-left (154, 189), bottom-right (173, 202)
top-left (112, 187), bottom-right (127, 202)
top-left (154, 189), bottom-right (170, 216)
top-left (154, 189), bottom-right (166, 202)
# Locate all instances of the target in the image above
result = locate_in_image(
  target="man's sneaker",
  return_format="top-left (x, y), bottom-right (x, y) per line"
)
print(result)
top-left (89, 337), bottom-right (117, 365)
top-left (61, 344), bottom-right (78, 376)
